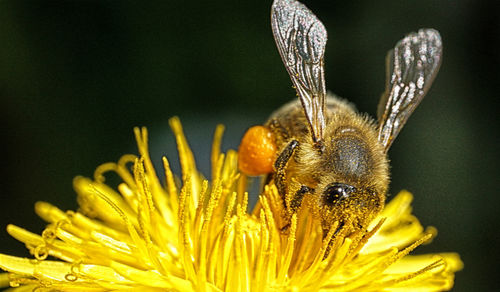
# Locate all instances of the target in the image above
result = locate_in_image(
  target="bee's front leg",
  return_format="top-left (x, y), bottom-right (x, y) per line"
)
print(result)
top-left (274, 139), bottom-right (312, 231)
top-left (289, 185), bottom-right (311, 214)
top-left (280, 185), bottom-right (312, 233)
top-left (274, 139), bottom-right (299, 197)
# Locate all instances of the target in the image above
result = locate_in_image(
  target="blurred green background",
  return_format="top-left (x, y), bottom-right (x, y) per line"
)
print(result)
top-left (1, 0), bottom-right (498, 291)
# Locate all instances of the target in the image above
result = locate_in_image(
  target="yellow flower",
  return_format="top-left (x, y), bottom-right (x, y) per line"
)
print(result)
top-left (0, 117), bottom-right (462, 291)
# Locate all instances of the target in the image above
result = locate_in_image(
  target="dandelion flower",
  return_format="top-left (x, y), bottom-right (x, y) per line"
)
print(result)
top-left (0, 117), bottom-right (462, 291)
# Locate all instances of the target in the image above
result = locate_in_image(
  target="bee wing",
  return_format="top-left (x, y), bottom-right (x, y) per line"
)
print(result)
top-left (271, 0), bottom-right (327, 144)
top-left (377, 29), bottom-right (442, 151)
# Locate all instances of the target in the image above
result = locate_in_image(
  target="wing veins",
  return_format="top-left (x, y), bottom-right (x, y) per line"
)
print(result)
top-left (271, 0), bottom-right (327, 144)
top-left (378, 29), bottom-right (442, 150)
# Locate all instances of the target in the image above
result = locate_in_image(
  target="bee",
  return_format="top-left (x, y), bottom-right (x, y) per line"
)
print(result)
top-left (238, 0), bottom-right (442, 236)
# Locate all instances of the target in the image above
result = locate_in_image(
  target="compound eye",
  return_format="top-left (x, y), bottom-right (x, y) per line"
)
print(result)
top-left (323, 183), bottom-right (356, 205)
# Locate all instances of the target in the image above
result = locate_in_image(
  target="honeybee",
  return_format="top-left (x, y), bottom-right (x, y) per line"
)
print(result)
top-left (238, 0), bottom-right (443, 236)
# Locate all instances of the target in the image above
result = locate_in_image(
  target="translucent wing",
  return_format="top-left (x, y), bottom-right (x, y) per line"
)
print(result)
top-left (377, 29), bottom-right (442, 151)
top-left (271, 0), bottom-right (327, 144)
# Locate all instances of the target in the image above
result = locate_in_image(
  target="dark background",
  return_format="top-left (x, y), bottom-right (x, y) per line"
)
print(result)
top-left (1, 1), bottom-right (498, 291)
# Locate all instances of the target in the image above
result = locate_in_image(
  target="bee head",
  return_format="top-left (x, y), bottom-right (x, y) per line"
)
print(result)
top-left (316, 181), bottom-right (384, 233)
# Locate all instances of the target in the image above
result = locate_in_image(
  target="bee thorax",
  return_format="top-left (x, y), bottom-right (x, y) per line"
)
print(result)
top-left (329, 135), bottom-right (372, 180)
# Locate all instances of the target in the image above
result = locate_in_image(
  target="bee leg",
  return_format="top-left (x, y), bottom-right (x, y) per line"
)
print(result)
top-left (280, 185), bottom-right (311, 233)
top-left (274, 139), bottom-right (298, 233)
top-left (274, 139), bottom-right (299, 197)
top-left (289, 185), bottom-right (311, 214)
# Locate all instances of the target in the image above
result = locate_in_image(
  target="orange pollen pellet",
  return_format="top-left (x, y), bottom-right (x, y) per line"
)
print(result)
top-left (238, 125), bottom-right (277, 176)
